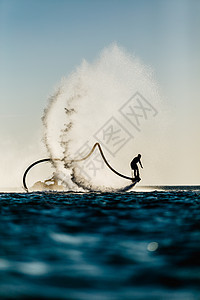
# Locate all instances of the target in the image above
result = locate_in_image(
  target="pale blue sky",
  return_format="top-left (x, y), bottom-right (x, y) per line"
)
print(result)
top-left (0, 0), bottom-right (200, 187)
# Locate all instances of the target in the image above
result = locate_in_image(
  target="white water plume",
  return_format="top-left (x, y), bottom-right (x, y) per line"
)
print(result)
top-left (42, 44), bottom-right (161, 192)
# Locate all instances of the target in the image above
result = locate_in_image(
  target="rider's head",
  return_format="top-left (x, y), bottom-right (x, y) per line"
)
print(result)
top-left (138, 154), bottom-right (141, 158)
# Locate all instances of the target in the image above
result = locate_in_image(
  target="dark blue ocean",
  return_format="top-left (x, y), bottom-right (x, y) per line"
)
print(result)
top-left (1, 187), bottom-right (200, 299)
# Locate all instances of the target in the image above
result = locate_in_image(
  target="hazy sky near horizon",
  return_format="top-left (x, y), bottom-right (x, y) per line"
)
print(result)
top-left (0, 0), bottom-right (200, 188)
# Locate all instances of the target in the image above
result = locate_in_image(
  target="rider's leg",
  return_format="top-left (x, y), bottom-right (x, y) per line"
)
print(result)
top-left (131, 169), bottom-right (134, 178)
top-left (136, 166), bottom-right (139, 178)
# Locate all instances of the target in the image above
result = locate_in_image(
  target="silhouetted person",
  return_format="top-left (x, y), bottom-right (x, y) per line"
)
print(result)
top-left (130, 154), bottom-right (143, 180)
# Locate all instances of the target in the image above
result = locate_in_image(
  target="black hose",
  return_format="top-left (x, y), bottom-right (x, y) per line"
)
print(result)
top-left (22, 143), bottom-right (138, 192)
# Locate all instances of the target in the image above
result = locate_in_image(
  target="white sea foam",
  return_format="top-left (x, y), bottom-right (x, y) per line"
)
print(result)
top-left (43, 44), bottom-right (161, 191)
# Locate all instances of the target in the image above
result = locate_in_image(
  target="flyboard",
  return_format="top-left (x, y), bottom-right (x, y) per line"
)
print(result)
top-left (22, 143), bottom-right (141, 192)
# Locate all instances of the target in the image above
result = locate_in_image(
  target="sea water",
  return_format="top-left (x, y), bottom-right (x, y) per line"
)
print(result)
top-left (0, 187), bottom-right (200, 299)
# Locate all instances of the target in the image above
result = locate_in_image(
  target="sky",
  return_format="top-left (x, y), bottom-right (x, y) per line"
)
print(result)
top-left (0, 0), bottom-right (200, 189)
